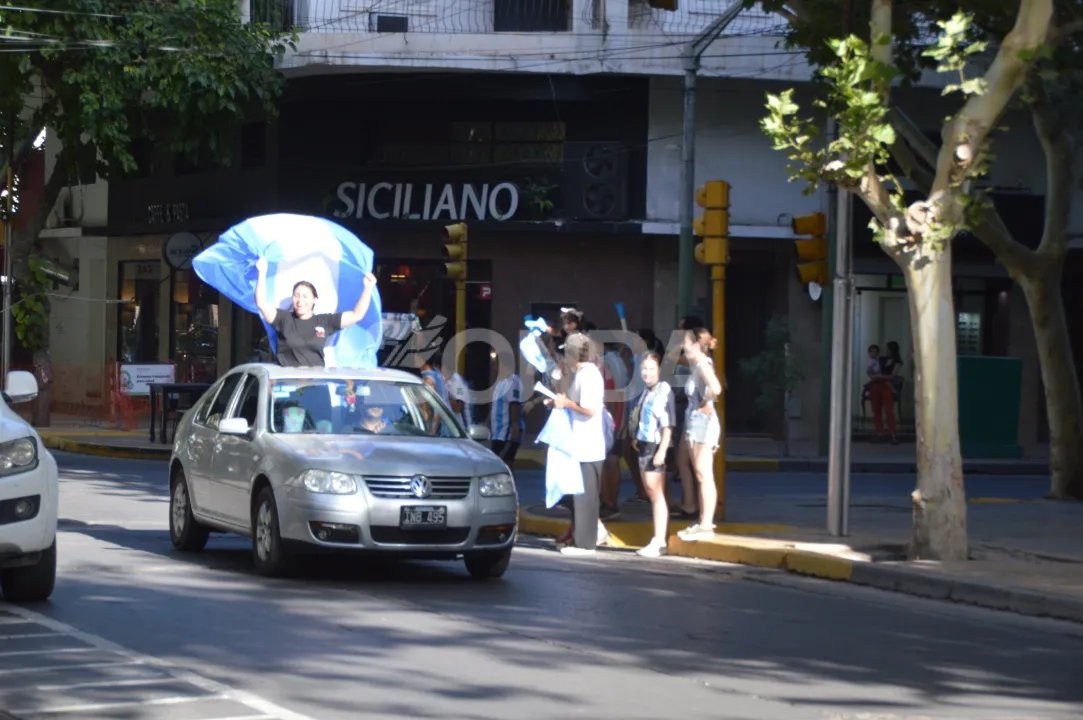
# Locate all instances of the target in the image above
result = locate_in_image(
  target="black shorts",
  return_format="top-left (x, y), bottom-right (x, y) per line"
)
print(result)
top-left (636, 441), bottom-right (666, 474)
top-left (491, 440), bottom-right (520, 464)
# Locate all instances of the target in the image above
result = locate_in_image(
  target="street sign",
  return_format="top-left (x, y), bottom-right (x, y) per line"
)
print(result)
top-left (478, 284), bottom-right (492, 300)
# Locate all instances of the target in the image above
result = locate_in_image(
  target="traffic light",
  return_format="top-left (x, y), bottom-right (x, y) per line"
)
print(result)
top-left (792, 212), bottom-right (828, 285)
top-left (693, 180), bottom-right (730, 266)
top-left (441, 222), bottom-right (468, 280)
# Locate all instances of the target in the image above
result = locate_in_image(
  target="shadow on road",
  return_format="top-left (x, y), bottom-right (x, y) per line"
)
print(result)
top-left (44, 518), bottom-right (1083, 719)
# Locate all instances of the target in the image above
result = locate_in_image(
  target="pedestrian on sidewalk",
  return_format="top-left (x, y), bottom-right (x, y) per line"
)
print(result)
top-left (629, 351), bottom-right (676, 557)
top-left (552, 332), bottom-right (608, 557)
top-left (489, 353), bottom-right (524, 463)
top-left (676, 328), bottom-right (723, 543)
top-left (866, 342), bottom-right (900, 444)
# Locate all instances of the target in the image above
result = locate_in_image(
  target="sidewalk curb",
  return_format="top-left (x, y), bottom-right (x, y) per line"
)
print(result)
top-left (518, 510), bottom-right (791, 551)
top-left (776, 459), bottom-right (1049, 475)
top-left (519, 508), bottom-right (1083, 624)
top-left (40, 436), bottom-right (172, 462)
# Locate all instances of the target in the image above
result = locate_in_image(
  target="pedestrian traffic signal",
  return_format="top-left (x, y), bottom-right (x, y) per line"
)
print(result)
top-left (693, 180), bottom-right (730, 266)
top-left (792, 212), bottom-right (828, 285)
top-left (441, 222), bottom-right (468, 280)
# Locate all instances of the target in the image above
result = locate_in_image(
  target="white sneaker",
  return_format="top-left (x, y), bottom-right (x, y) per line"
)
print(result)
top-left (681, 525), bottom-right (717, 542)
top-left (560, 546), bottom-right (597, 557)
top-left (636, 538), bottom-right (667, 558)
top-left (677, 523), bottom-right (702, 540)
top-left (597, 522), bottom-right (610, 546)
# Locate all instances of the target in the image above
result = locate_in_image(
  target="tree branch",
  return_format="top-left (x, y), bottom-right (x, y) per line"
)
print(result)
top-left (1051, 19), bottom-right (1083, 44)
top-left (931, 0), bottom-right (1053, 197)
top-left (971, 198), bottom-right (1038, 277)
top-left (1027, 74), bottom-right (1072, 261)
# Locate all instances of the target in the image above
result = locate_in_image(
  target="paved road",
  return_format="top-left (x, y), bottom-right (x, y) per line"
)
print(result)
top-left (0, 453), bottom-right (1080, 719)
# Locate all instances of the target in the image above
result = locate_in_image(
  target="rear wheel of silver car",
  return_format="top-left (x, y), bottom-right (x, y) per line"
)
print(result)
top-left (252, 486), bottom-right (290, 577)
top-left (1, 539), bottom-right (56, 602)
top-left (464, 548), bottom-right (512, 580)
top-left (170, 469), bottom-right (210, 552)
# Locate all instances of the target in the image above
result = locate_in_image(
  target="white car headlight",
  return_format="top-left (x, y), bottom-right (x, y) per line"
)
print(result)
top-left (0, 437), bottom-right (37, 476)
top-left (478, 472), bottom-right (515, 498)
top-left (298, 469), bottom-right (359, 495)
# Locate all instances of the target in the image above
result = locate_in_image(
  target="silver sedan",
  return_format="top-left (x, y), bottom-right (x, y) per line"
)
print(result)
top-left (167, 364), bottom-right (518, 579)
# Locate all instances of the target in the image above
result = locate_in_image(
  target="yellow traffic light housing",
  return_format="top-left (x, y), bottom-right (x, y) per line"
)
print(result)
top-left (441, 222), bottom-right (468, 280)
top-left (792, 212), bottom-right (828, 286)
top-left (693, 180), bottom-right (730, 266)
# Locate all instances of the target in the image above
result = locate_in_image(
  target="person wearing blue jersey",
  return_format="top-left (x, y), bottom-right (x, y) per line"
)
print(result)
top-left (629, 351), bottom-right (676, 557)
top-left (489, 353), bottom-right (524, 462)
top-left (441, 358), bottom-right (473, 432)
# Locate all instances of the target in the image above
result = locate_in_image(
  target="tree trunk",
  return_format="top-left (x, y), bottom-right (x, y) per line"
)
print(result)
top-left (1019, 268), bottom-right (1083, 500)
top-left (10, 147), bottom-right (69, 426)
top-left (903, 251), bottom-right (968, 561)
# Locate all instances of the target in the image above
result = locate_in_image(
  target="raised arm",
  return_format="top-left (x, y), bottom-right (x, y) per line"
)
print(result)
top-left (340, 273), bottom-right (377, 329)
top-left (254, 257), bottom-right (278, 324)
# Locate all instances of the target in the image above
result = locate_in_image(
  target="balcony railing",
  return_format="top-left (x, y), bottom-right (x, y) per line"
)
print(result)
top-left (249, 0), bottom-right (788, 38)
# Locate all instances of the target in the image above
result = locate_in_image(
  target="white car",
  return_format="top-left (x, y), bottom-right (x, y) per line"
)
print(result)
top-left (0, 371), bottom-right (59, 602)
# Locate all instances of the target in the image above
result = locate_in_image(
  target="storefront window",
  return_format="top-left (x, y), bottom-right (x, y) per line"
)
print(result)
top-left (171, 269), bottom-right (219, 383)
top-left (232, 306), bottom-right (273, 365)
top-left (117, 261), bottom-right (161, 362)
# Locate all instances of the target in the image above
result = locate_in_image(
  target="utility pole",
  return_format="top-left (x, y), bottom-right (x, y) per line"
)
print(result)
top-left (676, 1), bottom-right (744, 320)
top-left (826, 0), bottom-right (859, 537)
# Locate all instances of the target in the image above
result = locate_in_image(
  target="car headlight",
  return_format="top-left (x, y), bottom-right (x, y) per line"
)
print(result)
top-left (297, 469), bottom-right (359, 495)
top-left (478, 472), bottom-right (515, 497)
top-left (0, 438), bottom-right (37, 476)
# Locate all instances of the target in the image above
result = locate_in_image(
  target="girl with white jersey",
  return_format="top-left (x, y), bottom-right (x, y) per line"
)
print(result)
top-left (628, 352), bottom-right (676, 557)
top-left (676, 327), bottom-right (723, 542)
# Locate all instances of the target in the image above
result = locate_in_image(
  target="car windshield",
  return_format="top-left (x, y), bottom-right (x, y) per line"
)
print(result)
top-left (268, 378), bottom-right (463, 438)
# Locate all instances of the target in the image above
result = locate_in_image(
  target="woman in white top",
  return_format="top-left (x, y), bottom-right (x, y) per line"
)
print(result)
top-left (552, 332), bottom-right (607, 557)
top-left (628, 352), bottom-right (676, 557)
top-left (676, 328), bottom-right (724, 542)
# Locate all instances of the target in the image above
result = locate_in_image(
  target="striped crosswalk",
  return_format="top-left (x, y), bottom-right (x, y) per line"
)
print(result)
top-left (0, 605), bottom-right (313, 720)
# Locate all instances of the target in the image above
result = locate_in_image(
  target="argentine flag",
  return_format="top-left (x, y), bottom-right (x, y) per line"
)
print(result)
top-left (193, 214), bottom-right (384, 369)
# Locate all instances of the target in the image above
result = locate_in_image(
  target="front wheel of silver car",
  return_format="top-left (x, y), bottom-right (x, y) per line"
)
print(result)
top-left (464, 548), bottom-right (512, 580)
top-left (170, 469), bottom-right (209, 552)
top-left (252, 486), bottom-right (290, 577)
top-left (1, 540), bottom-right (56, 602)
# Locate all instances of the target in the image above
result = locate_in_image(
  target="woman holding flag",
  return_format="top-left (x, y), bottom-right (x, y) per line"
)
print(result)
top-left (254, 257), bottom-right (377, 367)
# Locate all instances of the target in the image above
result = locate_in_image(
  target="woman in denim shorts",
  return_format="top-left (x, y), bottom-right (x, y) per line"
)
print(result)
top-left (676, 328), bottom-right (723, 542)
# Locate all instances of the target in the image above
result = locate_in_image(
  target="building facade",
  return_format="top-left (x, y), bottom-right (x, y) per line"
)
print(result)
top-left (34, 0), bottom-right (1083, 453)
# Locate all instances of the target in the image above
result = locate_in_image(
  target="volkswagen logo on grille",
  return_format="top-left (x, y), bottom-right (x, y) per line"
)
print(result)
top-left (410, 475), bottom-right (432, 498)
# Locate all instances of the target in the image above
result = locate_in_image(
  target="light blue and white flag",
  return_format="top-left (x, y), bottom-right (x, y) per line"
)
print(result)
top-left (535, 407), bottom-right (583, 508)
top-left (193, 213), bottom-right (383, 369)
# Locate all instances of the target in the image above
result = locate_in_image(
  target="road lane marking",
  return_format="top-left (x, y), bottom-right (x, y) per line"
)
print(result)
top-left (1, 604), bottom-right (319, 720)
top-left (32, 676), bottom-right (173, 691)
top-left (0, 647), bottom-right (96, 658)
top-left (0, 633), bottom-right (62, 640)
top-left (0, 661), bottom-right (141, 676)
top-left (12, 694), bottom-right (224, 715)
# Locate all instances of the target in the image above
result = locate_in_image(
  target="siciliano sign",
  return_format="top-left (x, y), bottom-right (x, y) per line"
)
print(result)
top-left (332, 181), bottom-right (520, 222)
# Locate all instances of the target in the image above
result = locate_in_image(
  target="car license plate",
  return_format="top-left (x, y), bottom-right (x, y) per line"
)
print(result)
top-left (400, 505), bottom-right (447, 529)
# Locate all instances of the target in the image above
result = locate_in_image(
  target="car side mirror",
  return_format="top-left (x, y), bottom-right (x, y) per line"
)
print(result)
top-left (219, 417), bottom-right (251, 436)
top-left (468, 424), bottom-right (491, 442)
top-left (5, 371), bottom-right (38, 405)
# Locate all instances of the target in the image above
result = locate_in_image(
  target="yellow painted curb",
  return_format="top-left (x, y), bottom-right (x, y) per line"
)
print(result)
top-left (782, 548), bottom-right (854, 581)
top-left (519, 511), bottom-right (792, 550)
top-left (668, 534), bottom-right (856, 581)
top-left (42, 436), bottom-right (171, 461)
top-left (38, 429), bottom-right (145, 438)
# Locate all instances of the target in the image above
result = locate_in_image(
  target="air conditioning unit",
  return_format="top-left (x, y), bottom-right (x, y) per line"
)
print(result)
top-left (562, 142), bottom-right (629, 221)
top-left (369, 13), bottom-right (408, 33)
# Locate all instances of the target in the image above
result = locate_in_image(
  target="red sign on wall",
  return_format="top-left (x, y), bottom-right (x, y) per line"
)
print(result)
top-left (478, 284), bottom-right (492, 300)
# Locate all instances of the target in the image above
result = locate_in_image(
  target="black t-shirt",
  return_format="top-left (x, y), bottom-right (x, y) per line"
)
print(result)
top-left (271, 311), bottom-right (343, 367)
top-left (880, 356), bottom-right (901, 376)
